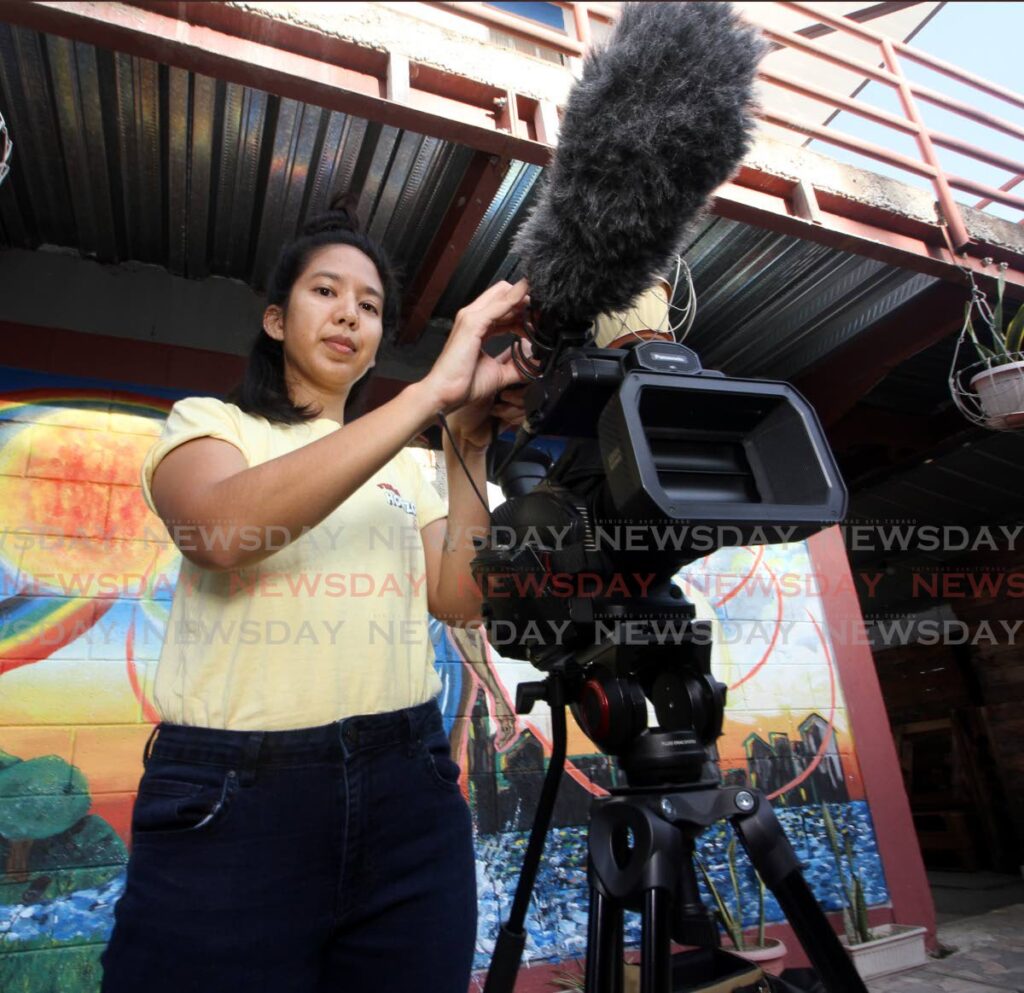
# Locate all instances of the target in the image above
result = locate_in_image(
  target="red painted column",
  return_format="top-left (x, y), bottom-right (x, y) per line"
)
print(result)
top-left (807, 526), bottom-right (937, 947)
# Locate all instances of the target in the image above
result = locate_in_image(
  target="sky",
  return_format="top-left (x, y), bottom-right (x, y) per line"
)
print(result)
top-left (809, 1), bottom-right (1024, 222)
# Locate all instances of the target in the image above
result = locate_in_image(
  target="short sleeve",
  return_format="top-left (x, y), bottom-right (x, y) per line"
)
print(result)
top-left (140, 397), bottom-right (250, 513)
top-left (404, 448), bottom-right (448, 530)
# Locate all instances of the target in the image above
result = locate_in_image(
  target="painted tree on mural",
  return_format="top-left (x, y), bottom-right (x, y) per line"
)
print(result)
top-left (0, 749), bottom-right (125, 906)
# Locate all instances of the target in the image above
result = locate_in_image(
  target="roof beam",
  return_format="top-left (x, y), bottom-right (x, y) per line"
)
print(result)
top-left (401, 151), bottom-right (510, 344)
top-left (794, 280), bottom-right (967, 426)
top-left (714, 177), bottom-right (1024, 293)
top-left (3, 0), bottom-right (551, 163)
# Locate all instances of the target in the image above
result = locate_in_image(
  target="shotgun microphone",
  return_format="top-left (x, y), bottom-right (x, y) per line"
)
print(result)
top-left (511, 1), bottom-right (765, 355)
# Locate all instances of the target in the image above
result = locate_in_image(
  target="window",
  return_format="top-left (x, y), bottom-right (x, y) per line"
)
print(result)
top-left (487, 2), bottom-right (568, 32)
top-left (484, 2), bottom-right (571, 64)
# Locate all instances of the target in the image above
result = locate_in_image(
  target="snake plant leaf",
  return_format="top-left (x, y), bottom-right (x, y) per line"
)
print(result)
top-left (965, 305), bottom-right (998, 360)
top-left (757, 877), bottom-right (766, 948)
top-left (1005, 302), bottom-right (1024, 355)
top-left (852, 875), bottom-right (871, 944)
top-left (993, 268), bottom-right (1006, 345)
top-left (822, 804), bottom-right (858, 937)
top-left (697, 854), bottom-right (744, 950)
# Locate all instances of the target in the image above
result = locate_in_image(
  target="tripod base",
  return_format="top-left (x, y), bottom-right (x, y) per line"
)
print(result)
top-left (587, 787), bottom-right (869, 993)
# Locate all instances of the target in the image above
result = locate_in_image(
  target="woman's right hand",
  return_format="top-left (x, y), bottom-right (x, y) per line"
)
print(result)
top-left (420, 278), bottom-right (532, 415)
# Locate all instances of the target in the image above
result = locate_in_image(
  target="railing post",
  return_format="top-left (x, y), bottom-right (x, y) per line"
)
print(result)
top-left (571, 2), bottom-right (592, 48)
top-left (880, 36), bottom-right (971, 252)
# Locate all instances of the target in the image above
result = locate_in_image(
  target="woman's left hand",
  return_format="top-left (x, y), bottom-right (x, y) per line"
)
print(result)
top-left (444, 345), bottom-right (528, 450)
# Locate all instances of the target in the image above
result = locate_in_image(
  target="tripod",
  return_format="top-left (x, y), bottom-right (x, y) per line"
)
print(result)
top-left (483, 669), bottom-right (870, 993)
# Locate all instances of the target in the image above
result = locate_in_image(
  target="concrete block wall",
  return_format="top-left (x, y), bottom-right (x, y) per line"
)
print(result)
top-left (0, 368), bottom-right (181, 989)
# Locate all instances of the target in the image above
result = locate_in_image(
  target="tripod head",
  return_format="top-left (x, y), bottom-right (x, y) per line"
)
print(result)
top-left (571, 627), bottom-right (726, 789)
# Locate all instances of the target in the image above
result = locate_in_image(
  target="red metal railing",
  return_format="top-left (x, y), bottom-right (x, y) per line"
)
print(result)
top-left (430, 1), bottom-right (1024, 250)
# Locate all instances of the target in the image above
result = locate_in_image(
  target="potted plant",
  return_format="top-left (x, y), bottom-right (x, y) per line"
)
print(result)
top-left (696, 837), bottom-right (788, 975)
top-left (963, 268), bottom-right (1024, 428)
top-left (820, 804), bottom-right (927, 980)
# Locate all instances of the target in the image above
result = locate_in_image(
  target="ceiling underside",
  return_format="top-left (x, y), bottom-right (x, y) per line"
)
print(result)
top-left (0, 21), bottom-right (939, 379)
top-left (0, 21), bottom-right (1017, 610)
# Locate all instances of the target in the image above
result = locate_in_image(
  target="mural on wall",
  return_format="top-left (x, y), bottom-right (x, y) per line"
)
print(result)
top-left (0, 369), bottom-right (179, 988)
top-left (0, 370), bottom-right (888, 988)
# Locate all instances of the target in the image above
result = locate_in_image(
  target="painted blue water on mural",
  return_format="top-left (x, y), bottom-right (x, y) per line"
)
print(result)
top-left (472, 800), bottom-right (888, 969)
top-left (0, 874), bottom-right (121, 948)
top-left (0, 801), bottom-right (886, 969)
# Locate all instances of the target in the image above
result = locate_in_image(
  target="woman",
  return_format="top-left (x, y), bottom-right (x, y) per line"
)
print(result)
top-left (100, 197), bottom-right (530, 993)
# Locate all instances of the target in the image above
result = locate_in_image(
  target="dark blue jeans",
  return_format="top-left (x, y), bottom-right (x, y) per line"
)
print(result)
top-left (100, 698), bottom-right (477, 993)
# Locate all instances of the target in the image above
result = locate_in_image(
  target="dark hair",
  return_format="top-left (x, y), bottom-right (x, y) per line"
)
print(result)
top-left (228, 192), bottom-right (401, 424)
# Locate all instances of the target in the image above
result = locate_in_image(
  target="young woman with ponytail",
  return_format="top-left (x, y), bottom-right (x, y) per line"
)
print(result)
top-left (100, 194), bottom-right (530, 993)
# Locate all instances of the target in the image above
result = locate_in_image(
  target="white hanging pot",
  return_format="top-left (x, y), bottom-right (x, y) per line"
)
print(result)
top-left (969, 358), bottom-right (1024, 429)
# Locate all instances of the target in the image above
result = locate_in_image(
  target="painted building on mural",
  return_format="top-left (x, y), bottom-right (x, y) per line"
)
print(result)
top-left (0, 365), bottom-right (901, 986)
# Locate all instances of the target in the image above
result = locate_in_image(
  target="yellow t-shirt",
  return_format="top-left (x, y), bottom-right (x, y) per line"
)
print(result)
top-left (140, 396), bottom-right (448, 731)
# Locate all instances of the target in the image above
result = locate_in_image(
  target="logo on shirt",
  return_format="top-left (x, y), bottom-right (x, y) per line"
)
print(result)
top-left (377, 482), bottom-right (417, 518)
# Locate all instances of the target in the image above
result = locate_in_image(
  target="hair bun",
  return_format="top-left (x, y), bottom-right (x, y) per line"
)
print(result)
top-left (301, 191), bottom-right (363, 237)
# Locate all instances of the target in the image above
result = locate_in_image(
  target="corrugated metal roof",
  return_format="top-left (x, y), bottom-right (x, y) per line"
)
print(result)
top-left (0, 22), bottom-right (940, 384)
top-left (435, 208), bottom-right (940, 380)
top-left (0, 23), bottom-right (475, 292)
top-left (678, 217), bottom-right (938, 379)
top-left (436, 160), bottom-right (542, 314)
top-left (851, 429), bottom-right (1024, 525)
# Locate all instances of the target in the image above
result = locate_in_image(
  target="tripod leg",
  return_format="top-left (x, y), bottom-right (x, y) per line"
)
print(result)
top-left (585, 878), bottom-right (625, 993)
top-left (484, 695), bottom-right (568, 993)
top-left (589, 799), bottom-right (685, 993)
top-left (673, 842), bottom-right (719, 948)
top-left (732, 798), bottom-right (869, 993)
top-left (641, 887), bottom-right (672, 993)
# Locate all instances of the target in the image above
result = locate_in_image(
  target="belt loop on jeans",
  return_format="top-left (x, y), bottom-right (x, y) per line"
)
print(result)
top-left (142, 724), bottom-right (161, 767)
top-left (238, 732), bottom-right (265, 787)
top-left (404, 708), bottom-right (418, 756)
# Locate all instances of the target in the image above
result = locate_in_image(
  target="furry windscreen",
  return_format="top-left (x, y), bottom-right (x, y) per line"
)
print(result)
top-left (511, 2), bottom-right (765, 330)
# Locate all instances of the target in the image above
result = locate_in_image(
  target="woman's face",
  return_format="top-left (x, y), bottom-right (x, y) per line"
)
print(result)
top-left (263, 243), bottom-right (385, 410)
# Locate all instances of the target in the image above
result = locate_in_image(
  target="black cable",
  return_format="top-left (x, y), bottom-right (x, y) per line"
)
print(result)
top-left (511, 336), bottom-right (545, 380)
top-left (436, 411), bottom-right (494, 514)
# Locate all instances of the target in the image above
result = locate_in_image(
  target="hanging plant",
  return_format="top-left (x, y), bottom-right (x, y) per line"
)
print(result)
top-left (950, 265), bottom-right (1024, 430)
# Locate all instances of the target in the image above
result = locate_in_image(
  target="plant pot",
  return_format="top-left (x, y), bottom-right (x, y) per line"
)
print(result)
top-left (841, 923), bottom-right (928, 980)
top-left (969, 359), bottom-right (1024, 428)
top-left (731, 937), bottom-right (788, 976)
